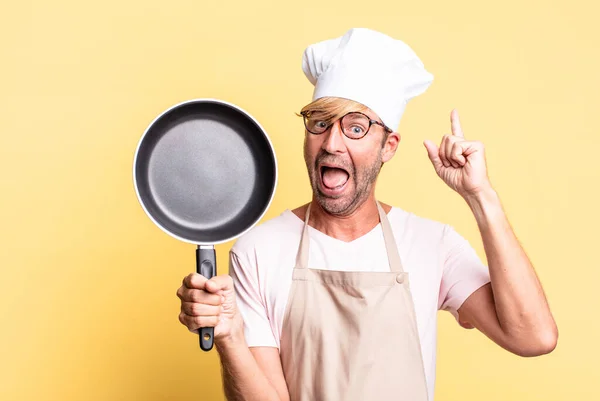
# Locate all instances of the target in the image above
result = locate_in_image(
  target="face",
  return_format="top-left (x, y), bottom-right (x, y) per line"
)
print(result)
top-left (303, 108), bottom-right (400, 215)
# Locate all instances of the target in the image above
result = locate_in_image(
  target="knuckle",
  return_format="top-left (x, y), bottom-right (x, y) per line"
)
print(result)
top-left (203, 294), bottom-right (214, 305)
top-left (196, 316), bottom-right (217, 328)
top-left (197, 290), bottom-right (208, 303)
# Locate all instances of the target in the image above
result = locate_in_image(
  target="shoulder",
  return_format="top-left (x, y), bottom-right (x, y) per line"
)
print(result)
top-left (387, 205), bottom-right (477, 258)
top-left (387, 204), bottom-right (449, 246)
top-left (231, 208), bottom-right (304, 257)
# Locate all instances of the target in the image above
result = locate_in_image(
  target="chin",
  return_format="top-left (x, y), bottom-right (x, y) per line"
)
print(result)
top-left (313, 188), bottom-right (357, 215)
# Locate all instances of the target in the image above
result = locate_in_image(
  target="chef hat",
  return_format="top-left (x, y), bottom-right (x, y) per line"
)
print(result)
top-left (302, 28), bottom-right (434, 131)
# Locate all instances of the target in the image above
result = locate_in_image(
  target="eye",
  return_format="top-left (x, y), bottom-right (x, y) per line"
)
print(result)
top-left (350, 125), bottom-right (364, 135)
top-left (342, 113), bottom-right (370, 137)
top-left (315, 121), bottom-right (328, 129)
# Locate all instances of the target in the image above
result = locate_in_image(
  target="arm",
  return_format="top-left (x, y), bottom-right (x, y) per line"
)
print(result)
top-left (218, 249), bottom-right (291, 401)
top-left (216, 336), bottom-right (290, 401)
top-left (176, 272), bottom-right (290, 401)
top-left (457, 187), bottom-right (558, 357)
top-left (425, 109), bottom-right (558, 357)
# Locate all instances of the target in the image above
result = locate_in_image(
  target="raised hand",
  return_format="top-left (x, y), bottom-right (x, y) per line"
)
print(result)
top-left (423, 109), bottom-right (492, 198)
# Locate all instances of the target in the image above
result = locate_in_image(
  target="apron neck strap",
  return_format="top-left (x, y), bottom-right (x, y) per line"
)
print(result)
top-left (295, 201), bottom-right (404, 272)
top-left (295, 202), bottom-right (312, 270)
top-left (376, 201), bottom-right (404, 273)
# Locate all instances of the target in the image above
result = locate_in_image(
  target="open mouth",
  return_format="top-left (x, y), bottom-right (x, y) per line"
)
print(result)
top-left (320, 165), bottom-right (350, 190)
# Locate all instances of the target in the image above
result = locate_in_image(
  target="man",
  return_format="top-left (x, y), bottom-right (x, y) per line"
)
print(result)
top-left (176, 28), bottom-right (558, 401)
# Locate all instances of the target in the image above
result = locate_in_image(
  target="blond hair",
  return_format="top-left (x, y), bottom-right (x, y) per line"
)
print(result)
top-left (298, 97), bottom-right (391, 145)
top-left (299, 97), bottom-right (370, 122)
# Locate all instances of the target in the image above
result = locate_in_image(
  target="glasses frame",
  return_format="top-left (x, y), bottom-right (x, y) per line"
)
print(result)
top-left (300, 110), bottom-right (393, 140)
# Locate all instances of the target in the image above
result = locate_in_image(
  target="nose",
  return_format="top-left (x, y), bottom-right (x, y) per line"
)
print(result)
top-left (321, 120), bottom-right (346, 154)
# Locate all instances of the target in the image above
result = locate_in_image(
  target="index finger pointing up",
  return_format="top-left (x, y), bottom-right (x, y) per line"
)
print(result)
top-left (451, 109), bottom-right (465, 138)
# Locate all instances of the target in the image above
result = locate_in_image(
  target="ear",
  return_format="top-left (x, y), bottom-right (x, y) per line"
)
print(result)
top-left (381, 131), bottom-right (400, 163)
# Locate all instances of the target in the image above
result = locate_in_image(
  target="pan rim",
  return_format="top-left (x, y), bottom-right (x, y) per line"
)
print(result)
top-left (132, 97), bottom-right (279, 246)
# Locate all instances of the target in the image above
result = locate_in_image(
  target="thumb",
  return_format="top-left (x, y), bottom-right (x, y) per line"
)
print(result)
top-left (205, 274), bottom-right (234, 294)
top-left (423, 140), bottom-right (443, 171)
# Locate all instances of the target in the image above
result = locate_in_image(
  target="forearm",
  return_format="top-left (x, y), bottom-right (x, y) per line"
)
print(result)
top-left (464, 187), bottom-right (557, 349)
top-left (216, 336), bottom-right (281, 401)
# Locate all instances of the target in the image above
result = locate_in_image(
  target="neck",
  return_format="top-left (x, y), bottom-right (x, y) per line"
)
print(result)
top-left (306, 194), bottom-right (386, 243)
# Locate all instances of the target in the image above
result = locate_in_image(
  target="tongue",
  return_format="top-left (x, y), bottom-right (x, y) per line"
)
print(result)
top-left (322, 167), bottom-right (349, 188)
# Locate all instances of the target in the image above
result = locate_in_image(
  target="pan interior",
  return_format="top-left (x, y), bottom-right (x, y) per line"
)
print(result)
top-left (135, 102), bottom-right (276, 243)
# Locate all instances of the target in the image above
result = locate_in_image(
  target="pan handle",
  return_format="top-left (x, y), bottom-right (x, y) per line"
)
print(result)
top-left (197, 245), bottom-right (216, 351)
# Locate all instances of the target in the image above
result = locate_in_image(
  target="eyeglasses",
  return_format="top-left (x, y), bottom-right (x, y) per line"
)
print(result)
top-left (300, 110), bottom-right (392, 140)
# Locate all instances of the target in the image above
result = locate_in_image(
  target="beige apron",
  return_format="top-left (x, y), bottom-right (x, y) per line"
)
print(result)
top-left (279, 201), bottom-right (429, 401)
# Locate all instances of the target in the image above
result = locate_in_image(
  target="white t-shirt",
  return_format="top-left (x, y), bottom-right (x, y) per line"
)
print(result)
top-left (229, 206), bottom-right (491, 401)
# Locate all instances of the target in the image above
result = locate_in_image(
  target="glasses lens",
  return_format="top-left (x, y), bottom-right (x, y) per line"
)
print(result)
top-left (341, 113), bottom-right (370, 139)
top-left (304, 111), bottom-right (329, 134)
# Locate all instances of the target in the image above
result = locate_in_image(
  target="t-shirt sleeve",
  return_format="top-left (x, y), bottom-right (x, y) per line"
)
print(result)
top-left (228, 249), bottom-right (278, 348)
top-left (438, 224), bottom-right (491, 324)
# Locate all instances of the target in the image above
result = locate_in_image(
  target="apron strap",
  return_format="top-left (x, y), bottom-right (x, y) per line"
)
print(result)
top-left (295, 201), bottom-right (404, 272)
top-left (376, 201), bottom-right (404, 273)
top-left (294, 202), bottom-right (312, 269)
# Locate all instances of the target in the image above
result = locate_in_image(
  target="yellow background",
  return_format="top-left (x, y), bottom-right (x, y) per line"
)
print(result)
top-left (2, 0), bottom-right (598, 400)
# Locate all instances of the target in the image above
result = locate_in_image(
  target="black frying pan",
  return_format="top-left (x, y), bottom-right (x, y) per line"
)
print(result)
top-left (133, 99), bottom-right (277, 351)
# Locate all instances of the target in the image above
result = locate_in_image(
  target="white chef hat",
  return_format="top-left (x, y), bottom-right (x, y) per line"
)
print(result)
top-left (302, 28), bottom-right (434, 131)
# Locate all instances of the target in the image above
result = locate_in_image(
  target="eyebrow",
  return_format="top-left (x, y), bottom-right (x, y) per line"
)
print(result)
top-left (306, 109), bottom-right (382, 124)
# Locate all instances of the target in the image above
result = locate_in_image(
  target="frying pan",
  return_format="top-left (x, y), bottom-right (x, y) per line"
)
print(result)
top-left (133, 98), bottom-right (277, 351)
